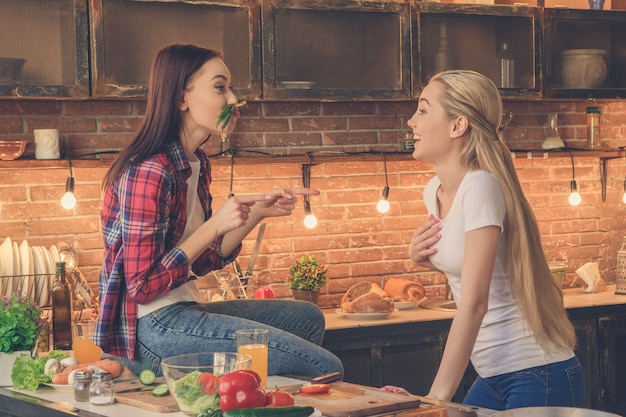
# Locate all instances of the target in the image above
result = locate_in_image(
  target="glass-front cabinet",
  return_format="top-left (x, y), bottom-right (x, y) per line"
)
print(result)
top-left (412, 2), bottom-right (541, 98)
top-left (261, 0), bottom-right (411, 100)
top-left (543, 8), bottom-right (626, 98)
top-left (89, 0), bottom-right (262, 99)
top-left (0, 0), bottom-right (89, 98)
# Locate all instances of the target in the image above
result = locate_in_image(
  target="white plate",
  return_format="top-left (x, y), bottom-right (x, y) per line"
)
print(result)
top-left (394, 301), bottom-right (417, 310)
top-left (41, 246), bottom-right (55, 277)
top-left (12, 241), bottom-right (20, 276)
top-left (43, 383), bottom-right (74, 392)
top-left (49, 244), bottom-right (61, 265)
top-left (32, 246), bottom-right (49, 306)
top-left (335, 309), bottom-right (397, 320)
top-left (19, 240), bottom-right (32, 298)
top-left (0, 237), bottom-right (14, 296)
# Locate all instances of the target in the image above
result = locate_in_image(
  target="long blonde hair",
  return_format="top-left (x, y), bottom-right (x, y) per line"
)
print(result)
top-left (430, 70), bottom-right (575, 350)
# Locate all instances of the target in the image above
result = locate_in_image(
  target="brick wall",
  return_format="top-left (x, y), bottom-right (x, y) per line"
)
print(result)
top-left (1, 98), bottom-right (626, 308)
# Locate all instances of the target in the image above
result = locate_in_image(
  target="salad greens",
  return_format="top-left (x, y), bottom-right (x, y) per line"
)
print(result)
top-left (217, 101), bottom-right (246, 131)
top-left (172, 370), bottom-right (221, 415)
top-left (11, 350), bottom-right (70, 391)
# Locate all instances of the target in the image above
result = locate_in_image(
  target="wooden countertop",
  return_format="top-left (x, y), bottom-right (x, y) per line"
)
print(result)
top-left (323, 285), bottom-right (626, 331)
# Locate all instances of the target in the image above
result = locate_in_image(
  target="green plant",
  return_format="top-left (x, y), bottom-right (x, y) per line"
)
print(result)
top-left (0, 293), bottom-right (44, 353)
top-left (286, 255), bottom-right (328, 291)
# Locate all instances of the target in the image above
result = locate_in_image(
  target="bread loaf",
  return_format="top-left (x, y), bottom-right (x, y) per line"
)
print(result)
top-left (340, 281), bottom-right (394, 313)
top-left (383, 277), bottom-right (425, 302)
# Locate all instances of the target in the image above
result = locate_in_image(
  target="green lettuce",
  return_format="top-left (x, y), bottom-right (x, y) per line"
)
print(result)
top-left (11, 350), bottom-right (70, 391)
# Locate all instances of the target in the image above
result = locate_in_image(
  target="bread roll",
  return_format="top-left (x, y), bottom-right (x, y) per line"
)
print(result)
top-left (383, 277), bottom-right (425, 302)
top-left (340, 281), bottom-right (394, 313)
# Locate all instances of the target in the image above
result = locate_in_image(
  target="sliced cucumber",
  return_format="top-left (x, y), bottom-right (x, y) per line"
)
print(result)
top-left (152, 383), bottom-right (170, 397)
top-left (139, 369), bottom-right (156, 385)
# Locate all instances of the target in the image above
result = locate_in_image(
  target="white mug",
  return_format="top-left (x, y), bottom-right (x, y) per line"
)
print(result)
top-left (34, 129), bottom-right (60, 159)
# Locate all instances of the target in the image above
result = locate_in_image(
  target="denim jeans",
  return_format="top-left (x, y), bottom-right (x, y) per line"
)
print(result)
top-left (463, 357), bottom-right (585, 410)
top-left (114, 300), bottom-right (344, 379)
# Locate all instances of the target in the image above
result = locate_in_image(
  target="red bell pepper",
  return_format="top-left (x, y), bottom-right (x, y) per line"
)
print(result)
top-left (218, 369), bottom-right (267, 412)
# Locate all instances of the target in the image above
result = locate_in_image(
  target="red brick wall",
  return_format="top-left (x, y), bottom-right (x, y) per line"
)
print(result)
top-left (1, 98), bottom-right (626, 308)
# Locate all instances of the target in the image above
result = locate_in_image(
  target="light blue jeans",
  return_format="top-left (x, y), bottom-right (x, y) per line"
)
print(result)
top-left (115, 300), bottom-right (344, 379)
top-left (463, 357), bottom-right (585, 410)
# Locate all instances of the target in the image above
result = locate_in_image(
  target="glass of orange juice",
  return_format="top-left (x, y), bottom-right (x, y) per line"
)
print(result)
top-left (71, 320), bottom-right (101, 364)
top-left (236, 329), bottom-right (268, 387)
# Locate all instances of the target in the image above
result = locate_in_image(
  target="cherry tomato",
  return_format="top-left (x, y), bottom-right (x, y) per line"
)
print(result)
top-left (196, 372), bottom-right (219, 395)
top-left (254, 287), bottom-right (276, 299)
top-left (299, 383), bottom-right (331, 394)
top-left (265, 390), bottom-right (296, 407)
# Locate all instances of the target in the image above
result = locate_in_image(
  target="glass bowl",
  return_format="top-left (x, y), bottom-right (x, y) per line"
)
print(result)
top-left (0, 140), bottom-right (27, 161)
top-left (161, 352), bottom-right (251, 416)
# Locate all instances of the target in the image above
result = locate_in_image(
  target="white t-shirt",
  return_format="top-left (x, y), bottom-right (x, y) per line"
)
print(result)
top-left (138, 160), bottom-right (204, 317)
top-left (423, 170), bottom-right (572, 377)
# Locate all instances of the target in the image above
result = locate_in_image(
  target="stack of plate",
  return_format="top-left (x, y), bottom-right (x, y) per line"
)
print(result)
top-left (0, 236), bottom-right (62, 307)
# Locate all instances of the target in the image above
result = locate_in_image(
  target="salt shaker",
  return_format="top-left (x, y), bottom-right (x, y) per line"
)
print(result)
top-left (586, 106), bottom-right (602, 149)
top-left (74, 371), bottom-right (92, 402)
top-left (89, 371), bottom-right (115, 405)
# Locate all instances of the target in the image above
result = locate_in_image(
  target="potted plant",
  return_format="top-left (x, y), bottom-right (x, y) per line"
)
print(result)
top-left (0, 293), bottom-right (44, 386)
top-left (286, 254), bottom-right (328, 304)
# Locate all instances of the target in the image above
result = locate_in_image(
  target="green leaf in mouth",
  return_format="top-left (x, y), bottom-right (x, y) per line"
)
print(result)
top-left (217, 101), bottom-right (246, 131)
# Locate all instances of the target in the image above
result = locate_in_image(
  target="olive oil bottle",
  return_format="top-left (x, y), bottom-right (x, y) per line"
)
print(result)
top-left (51, 261), bottom-right (73, 350)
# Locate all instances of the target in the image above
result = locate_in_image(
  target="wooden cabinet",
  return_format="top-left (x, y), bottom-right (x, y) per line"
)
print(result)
top-left (543, 8), bottom-right (626, 98)
top-left (411, 2), bottom-right (541, 98)
top-left (89, 0), bottom-right (262, 99)
top-left (0, 0), bottom-right (89, 98)
top-left (261, 0), bottom-right (411, 100)
top-left (323, 303), bottom-right (626, 412)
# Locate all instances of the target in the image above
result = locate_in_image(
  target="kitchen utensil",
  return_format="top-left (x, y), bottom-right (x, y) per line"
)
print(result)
top-left (278, 371), bottom-right (343, 393)
top-left (412, 394), bottom-right (497, 417)
top-left (246, 222), bottom-right (266, 277)
top-left (292, 381), bottom-right (422, 417)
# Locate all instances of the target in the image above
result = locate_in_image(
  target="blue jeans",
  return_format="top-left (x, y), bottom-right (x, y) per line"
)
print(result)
top-left (115, 300), bottom-right (344, 379)
top-left (463, 357), bottom-right (585, 410)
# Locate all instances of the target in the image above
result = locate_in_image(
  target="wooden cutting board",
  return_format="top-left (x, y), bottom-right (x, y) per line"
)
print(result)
top-left (114, 378), bottom-right (179, 413)
top-left (293, 381), bottom-right (422, 417)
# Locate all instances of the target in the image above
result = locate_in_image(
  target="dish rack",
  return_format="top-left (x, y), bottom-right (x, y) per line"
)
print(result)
top-left (0, 271), bottom-right (95, 311)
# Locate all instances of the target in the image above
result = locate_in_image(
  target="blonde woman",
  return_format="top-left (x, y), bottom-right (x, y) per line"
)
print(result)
top-left (406, 70), bottom-right (584, 410)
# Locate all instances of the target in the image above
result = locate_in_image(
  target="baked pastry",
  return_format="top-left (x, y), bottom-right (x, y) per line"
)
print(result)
top-left (383, 277), bottom-right (425, 302)
top-left (340, 281), bottom-right (394, 313)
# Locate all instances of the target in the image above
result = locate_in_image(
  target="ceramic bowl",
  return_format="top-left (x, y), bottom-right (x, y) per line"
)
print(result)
top-left (161, 352), bottom-right (251, 416)
top-left (0, 140), bottom-right (27, 160)
top-left (560, 49), bottom-right (607, 89)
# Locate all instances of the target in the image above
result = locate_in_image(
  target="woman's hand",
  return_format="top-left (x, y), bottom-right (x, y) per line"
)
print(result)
top-left (210, 195), bottom-right (266, 235)
top-left (409, 214), bottom-right (442, 265)
top-left (253, 187), bottom-right (320, 218)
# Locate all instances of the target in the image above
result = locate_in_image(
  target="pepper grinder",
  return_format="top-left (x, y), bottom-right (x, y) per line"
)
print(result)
top-left (542, 113), bottom-right (565, 150)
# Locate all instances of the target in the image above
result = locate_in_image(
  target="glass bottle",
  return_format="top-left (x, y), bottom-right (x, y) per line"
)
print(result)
top-left (542, 113), bottom-right (565, 150)
top-left (497, 42), bottom-right (515, 88)
top-left (51, 261), bottom-right (72, 350)
top-left (586, 106), bottom-right (602, 150)
top-left (89, 372), bottom-right (115, 405)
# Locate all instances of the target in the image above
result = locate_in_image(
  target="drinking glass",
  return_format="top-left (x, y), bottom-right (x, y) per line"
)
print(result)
top-left (236, 329), bottom-right (268, 387)
top-left (72, 320), bottom-right (101, 364)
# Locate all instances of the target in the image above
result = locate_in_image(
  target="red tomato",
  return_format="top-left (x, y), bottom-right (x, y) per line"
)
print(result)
top-left (254, 287), bottom-right (276, 299)
top-left (299, 383), bottom-right (331, 394)
top-left (265, 390), bottom-right (296, 407)
top-left (196, 372), bottom-right (219, 395)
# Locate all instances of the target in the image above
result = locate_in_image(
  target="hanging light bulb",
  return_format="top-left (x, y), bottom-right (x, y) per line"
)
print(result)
top-left (303, 200), bottom-right (318, 229)
top-left (302, 163), bottom-right (318, 229)
top-left (568, 152), bottom-right (581, 206)
top-left (376, 153), bottom-right (390, 213)
top-left (61, 150), bottom-right (76, 209)
top-left (622, 178), bottom-right (626, 204)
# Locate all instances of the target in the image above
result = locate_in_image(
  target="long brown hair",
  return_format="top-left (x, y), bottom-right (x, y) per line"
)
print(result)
top-left (102, 44), bottom-right (223, 190)
top-left (431, 70), bottom-right (576, 351)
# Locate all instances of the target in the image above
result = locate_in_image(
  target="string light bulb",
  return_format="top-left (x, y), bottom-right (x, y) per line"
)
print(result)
top-left (61, 150), bottom-right (76, 209)
top-left (302, 163), bottom-right (318, 229)
top-left (376, 153), bottom-right (390, 213)
top-left (568, 152), bottom-right (581, 206)
top-left (622, 178), bottom-right (626, 204)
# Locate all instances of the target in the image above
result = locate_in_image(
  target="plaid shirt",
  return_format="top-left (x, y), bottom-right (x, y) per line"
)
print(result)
top-left (95, 139), bottom-right (239, 360)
